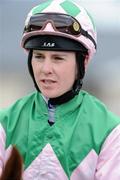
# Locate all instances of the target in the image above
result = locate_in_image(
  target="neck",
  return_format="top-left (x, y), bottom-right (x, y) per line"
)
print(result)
top-left (48, 90), bottom-right (77, 105)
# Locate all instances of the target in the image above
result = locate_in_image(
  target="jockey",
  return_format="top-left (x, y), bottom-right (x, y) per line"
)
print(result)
top-left (0, 0), bottom-right (120, 179)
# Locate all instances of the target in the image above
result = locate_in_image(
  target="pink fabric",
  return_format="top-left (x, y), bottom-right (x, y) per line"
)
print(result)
top-left (23, 124), bottom-right (120, 180)
top-left (1, 123), bottom-right (120, 179)
top-left (95, 124), bottom-right (120, 180)
top-left (23, 146), bottom-right (98, 180)
top-left (0, 123), bottom-right (6, 176)
top-left (71, 149), bottom-right (98, 180)
top-left (4, 145), bottom-right (12, 164)
top-left (0, 123), bottom-right (13, 177)
top-left (23, 143), bottom-right (68, 180)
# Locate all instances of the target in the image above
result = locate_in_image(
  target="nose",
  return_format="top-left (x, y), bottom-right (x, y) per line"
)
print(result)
top-left (41, 59), bottom-right (53, 74)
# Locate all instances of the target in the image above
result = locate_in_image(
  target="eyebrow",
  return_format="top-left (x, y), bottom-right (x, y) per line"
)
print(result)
top-left (33, 51), bottom-right (67, 57)
top-left (33, 50), bottom-right (43, 54)
top-left (52, 53), bottom-right (67, 57)
top-left (33, 52), bottom-right (43, 55)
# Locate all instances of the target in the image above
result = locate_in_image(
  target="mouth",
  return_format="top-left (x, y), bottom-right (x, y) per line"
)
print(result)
top-left (40, 79), bottom-right (57, 86)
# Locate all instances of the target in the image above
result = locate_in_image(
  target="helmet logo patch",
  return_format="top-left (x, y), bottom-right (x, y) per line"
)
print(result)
top-left (42, 42), bottom-right (55, 47)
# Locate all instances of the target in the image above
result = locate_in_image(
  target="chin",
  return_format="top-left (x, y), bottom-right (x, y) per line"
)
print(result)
top-left (44, 94), bottom-right (59, 99)
top-left (42, 92), bottom-right (63, 99)
top-left (40, 88), bottom-right (66, 99)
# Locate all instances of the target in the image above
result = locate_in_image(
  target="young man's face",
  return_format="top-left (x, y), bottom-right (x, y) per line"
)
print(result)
top-left (32, 50), bottom-right (77, 98)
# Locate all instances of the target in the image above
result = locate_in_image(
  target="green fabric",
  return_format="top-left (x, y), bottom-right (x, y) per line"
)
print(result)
top-left (32, 0), bottom-right (53, 15)
top-left (60, 0), bottom-right (81, 17)
top-left (31, 0), bottom-right (80, 17)
top-left (0, 90), bottom-right (120, 177)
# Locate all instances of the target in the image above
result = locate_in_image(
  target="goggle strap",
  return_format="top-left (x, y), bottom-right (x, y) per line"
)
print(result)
top-left (81, 29), bottom-right (97, 49)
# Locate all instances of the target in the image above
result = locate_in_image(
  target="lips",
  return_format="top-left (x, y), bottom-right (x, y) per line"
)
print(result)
top-left (40, 79), bottom-right (56, 85)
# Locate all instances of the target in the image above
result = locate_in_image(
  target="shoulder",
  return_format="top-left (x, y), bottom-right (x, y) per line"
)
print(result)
top-left (80, 90), bottom-right (108, 110)
top-left (0, 91), bottom-right (39, 126)
top-left (79, 90), bottom-right (120, 136)
top-left (80, 90), bottom-right (120, 122)
top-left (78, 91), bottom-right (120, 153)
top-left (0, 91), bottom-right (44, 145)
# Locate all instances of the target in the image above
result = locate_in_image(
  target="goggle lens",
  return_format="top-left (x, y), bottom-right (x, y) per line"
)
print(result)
top-left (25, 13), bottom-right (81, 34)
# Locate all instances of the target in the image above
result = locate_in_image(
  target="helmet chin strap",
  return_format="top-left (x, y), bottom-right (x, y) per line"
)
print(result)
top-left (48, 79), bottom-right (83, 105)
top-left (28, 50), bottom-right (85, 105)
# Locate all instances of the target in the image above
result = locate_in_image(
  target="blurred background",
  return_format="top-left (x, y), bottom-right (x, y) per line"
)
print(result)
top-left (0, 0), bottom-right (120, 116)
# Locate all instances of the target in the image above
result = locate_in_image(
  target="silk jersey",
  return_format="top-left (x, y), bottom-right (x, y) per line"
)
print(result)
top-left (0, 90), bottom-right (120, 180)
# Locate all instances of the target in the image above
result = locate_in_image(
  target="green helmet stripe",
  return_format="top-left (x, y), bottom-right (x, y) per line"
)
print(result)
top-left (32, 0), bottom-right (53, 15)
top-left (60, 0), bottom-right (81, 17)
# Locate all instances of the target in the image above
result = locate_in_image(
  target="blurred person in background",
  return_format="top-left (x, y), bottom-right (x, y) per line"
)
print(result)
top-left (0, 0), bottom-right (120, 179)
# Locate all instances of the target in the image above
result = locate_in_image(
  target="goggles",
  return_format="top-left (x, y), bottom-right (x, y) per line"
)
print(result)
top-left (24, 13), bottom-right (96, 49)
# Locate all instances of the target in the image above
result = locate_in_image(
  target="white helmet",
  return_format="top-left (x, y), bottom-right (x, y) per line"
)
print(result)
top-left (21, 0), bottom-right (97, 61)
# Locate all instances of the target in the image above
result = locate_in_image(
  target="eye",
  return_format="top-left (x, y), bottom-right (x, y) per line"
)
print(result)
top-left (34, 55), bottom-right (42, 58)
top-left (33, 54), bottom-right (44, 61)
top-left (54, 56), bottom-right (65, 61)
